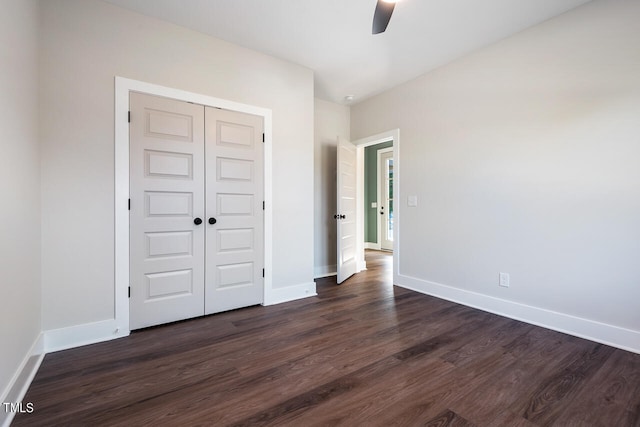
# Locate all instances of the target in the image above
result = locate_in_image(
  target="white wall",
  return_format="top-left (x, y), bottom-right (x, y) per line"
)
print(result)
top-left (314, 99), bottom-right (350, 277)
top-left (40, 0), bottom-right (315, 331)
top-left (351, 0), bottom-right (640, 351)
top-left (0, 0), bottom-right (42, 412)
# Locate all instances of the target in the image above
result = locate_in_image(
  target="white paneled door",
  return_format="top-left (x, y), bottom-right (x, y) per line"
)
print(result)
top-left (204, 107), bottom-right (264, 314)
top-left (129, 93), bottom-right (206, 329)
top-left (129, 92), bottom-right (264, 329)
top-left (336, 137), bottom-right (357, 284)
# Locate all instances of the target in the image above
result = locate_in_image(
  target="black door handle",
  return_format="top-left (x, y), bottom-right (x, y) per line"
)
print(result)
top-left (194, 217), bottom-right (203, 225)
top-left (380, 211), bottom-right (384, 215)
top-left (340, 214), bottom-right (346, 219)
top-left (208, 217), bottom-right (217, 225)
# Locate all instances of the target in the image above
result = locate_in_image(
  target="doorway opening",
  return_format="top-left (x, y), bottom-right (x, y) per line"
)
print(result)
top-left (364, 142), bottom-right (393, 252)
top-left (335, 129), bottom-right (399, 286)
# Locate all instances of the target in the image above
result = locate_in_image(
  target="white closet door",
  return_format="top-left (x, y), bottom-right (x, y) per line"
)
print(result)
top-left (129, 92), bottom-right (205, 330)
top-left (204, 107), bottom-right (264, 314)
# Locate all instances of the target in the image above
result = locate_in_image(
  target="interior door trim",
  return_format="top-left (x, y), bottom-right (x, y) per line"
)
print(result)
top-left (115, 76), bottom-right (273, 334)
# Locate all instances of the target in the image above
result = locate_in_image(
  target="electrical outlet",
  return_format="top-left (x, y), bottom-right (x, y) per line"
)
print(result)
top-left (499, 272), bottom-right (510, 288)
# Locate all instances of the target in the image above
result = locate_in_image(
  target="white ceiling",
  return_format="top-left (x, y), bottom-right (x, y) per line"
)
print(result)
top-left (101, 0), bottom-right (592, 104)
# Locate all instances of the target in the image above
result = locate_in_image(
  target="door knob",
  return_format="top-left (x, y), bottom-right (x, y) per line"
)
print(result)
top-left (380, 211), bottom-right (384, 215)
top-left (194, 217), bottom-right (203, 225)
top-left (340, 214), bottom-right (346, 219)
top-left (208, 217), bottom-right (217, 225)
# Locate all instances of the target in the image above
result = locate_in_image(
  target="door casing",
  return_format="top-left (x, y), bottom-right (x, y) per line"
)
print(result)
top-left (115, 77), bottom-right (273, 335)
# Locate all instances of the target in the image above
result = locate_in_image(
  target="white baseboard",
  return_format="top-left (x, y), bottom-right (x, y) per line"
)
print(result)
top-left (396, 273), bottom-right (640, 354)
top-left (264, 282), bottom-right (317, 305)
top-left (1, 334), bottom-right (44, 427)
top-left (314, 264), bottom-right (337, 279)
top-left (314, 263), bottom-right (370, 279)
top-left (364, 242), bottom-right (381, 250)
top-left (44, 319), bottom-right (130, 354)
top-left (314, 272), bottom-right (337, 279)
top-left (42, 281), bottom-right (320, 352)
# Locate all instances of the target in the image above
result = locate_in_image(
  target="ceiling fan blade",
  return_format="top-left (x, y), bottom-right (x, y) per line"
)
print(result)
top-left (372, 0), bottom-right (396, 34)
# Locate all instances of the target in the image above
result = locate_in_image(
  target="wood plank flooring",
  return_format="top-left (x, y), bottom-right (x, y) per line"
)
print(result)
top-left (14, 251), bottom-right (640, 426)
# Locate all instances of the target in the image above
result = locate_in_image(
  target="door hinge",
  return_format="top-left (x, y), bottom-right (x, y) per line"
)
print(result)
top-left (128, 286), bottom-right (131, 298)
top-left (262, 268), bottom-right (265, 278)
top-left (128, 111), bottom-right (131, 123)
top-left (262, 133), bottom-right (265, 143)
top-left (128, 198), bottom-right (131, 210)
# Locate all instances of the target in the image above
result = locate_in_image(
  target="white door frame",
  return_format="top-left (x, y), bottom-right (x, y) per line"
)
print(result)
top-left (114, 77), bottom-right (273, 334)
top-left (377, 147), bottom-right (394, 251)
top-left (353, 129), bottom-right (399, 283)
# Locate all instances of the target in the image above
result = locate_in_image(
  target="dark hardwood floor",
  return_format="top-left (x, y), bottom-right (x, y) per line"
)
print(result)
top-left (14, 251), bottom-right (640, 426)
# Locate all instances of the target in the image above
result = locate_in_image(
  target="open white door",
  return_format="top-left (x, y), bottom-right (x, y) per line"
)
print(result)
top-left (337, 137), bottom-right (357, 284)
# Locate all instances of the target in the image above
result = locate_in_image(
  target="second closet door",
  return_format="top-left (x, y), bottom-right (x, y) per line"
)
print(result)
top-left (204, 107), bottom-right (264, 315)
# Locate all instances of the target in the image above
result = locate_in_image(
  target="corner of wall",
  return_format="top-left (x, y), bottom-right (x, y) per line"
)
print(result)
top-left (44, 319), bottom-right (130, 354)
top-left (0, 334), bottom-right (45, 427)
